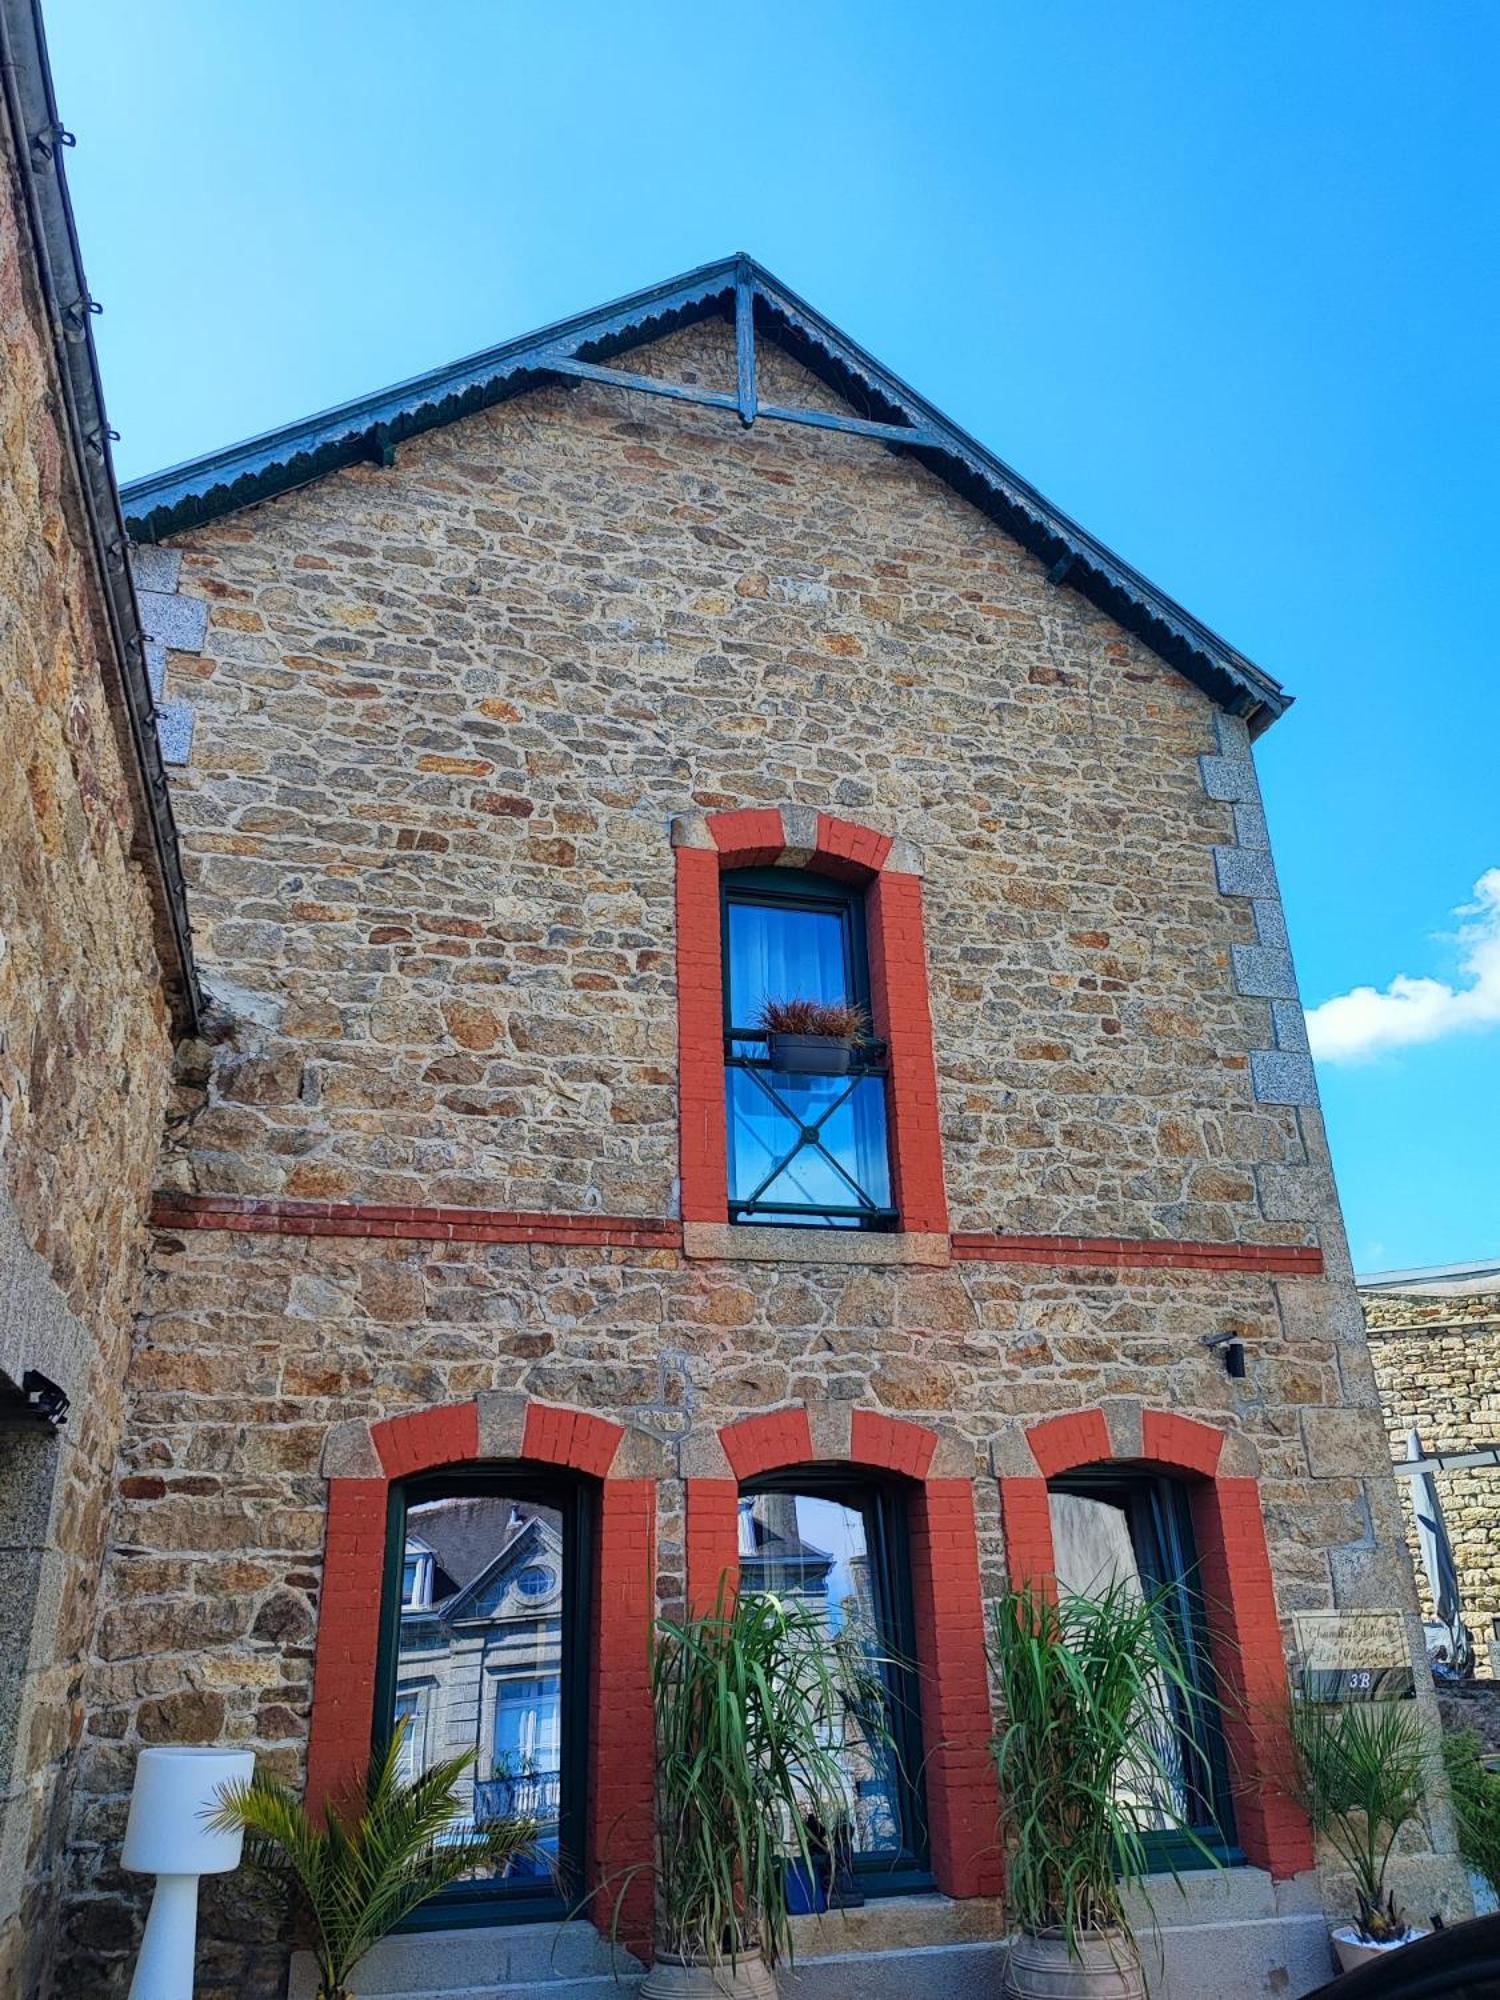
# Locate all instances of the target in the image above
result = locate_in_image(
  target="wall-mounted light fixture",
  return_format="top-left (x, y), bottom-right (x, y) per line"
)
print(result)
top-left (0, 1369), bottom-right (70, 1433)
top-left (1202, 1330), bottom-right (1247, 1380)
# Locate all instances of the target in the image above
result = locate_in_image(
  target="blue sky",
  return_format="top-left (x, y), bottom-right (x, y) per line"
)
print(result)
top-left (48, 1), bottom-right (1498, 1272)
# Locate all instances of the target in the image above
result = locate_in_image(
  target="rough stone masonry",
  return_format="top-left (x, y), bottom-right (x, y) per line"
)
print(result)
top-left (0, 80), bottom-right (182, 1998)
top-left (1365, 1283), bottom-right (1500, 1673)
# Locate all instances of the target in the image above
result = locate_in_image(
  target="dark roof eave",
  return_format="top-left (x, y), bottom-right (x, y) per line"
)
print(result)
top-left (121, 252), bottom-right (1291, 731)
top-left (0, 0), bottom-right (201, 1030)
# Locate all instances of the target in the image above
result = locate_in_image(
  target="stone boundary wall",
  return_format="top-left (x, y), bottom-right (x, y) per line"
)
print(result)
top-left (1365, 1292), bottom-right (1500, 1674)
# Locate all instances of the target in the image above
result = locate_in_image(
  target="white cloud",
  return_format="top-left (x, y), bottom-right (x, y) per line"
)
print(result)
top-left (1305, 868), bottom-right (1500, 1064)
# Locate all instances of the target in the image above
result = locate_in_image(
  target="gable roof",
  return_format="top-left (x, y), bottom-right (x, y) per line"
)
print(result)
top-left (439, 1513), bottom-right (562, 1624)
top-left (120, 254), bottom-right (1290, 732)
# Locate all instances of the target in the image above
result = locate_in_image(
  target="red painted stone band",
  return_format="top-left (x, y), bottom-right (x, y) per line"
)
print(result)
top-left (151, 1192), bottom-right (1322, 1274)
top-left (149, 1191), bottom-right (683, 1250)
top-left (951, 1232), bottom-right (1323, 1275)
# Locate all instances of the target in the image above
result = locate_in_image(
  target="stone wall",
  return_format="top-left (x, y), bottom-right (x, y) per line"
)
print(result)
top-left (62, 318), bottom-right (1460, 1991)
top-left (147, 322), bottom-right (1318, 1240)
top-left (1365, 1291), bottom-right (1500, 1672)
top-left (0, 122), bottom-right (178, 1998)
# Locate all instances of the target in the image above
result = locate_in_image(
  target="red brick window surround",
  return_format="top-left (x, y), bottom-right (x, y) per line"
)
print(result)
top-left (684, 1407), bottom-right (1002, 1902)
top-left (306, 1400), bottom-right (657, 1953)
top-left (997, 1408), bottom-right (1315, 1882)
top-left (673, 809), bottom-right (947, 1250)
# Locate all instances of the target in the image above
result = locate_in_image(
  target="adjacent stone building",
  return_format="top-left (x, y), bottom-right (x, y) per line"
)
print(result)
top-left (0, 3), bottom-right (198, 1988)
top-left (1363, 1259), bottom-right (1500, 1677)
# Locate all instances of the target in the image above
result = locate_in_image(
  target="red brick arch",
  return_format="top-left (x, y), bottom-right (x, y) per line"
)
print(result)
top-left (684, 1406), bottom-right (1003, 1901)
top-left (674, 808), bottom-right (947, 1235)
top-left (305, 1398), bottom-right (656, 1946)
top-left (997, 1406), bottom-right (1314, 1880)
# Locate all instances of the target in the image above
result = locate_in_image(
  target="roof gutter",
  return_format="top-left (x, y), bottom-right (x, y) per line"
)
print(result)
top-left (1, 0), bottom-right (200, 1032)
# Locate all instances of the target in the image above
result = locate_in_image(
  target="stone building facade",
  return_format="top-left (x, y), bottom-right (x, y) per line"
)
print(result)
top-left (1363, 1264), bottom-right (1500, 1677)
top-left (0, 7), bottom-right (198, 1990)
top-left (27, 250), bottom-right (1460, 2000)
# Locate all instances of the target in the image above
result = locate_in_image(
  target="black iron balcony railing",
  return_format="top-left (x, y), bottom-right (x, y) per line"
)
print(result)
top-left (724, 1029), bottom-right (895, 1229)
top-left (475, 1769), bottom-right (562, 1825)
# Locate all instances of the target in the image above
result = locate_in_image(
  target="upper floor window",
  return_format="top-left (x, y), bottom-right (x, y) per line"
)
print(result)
top-left (721, 869), bottom-right (893, 1229)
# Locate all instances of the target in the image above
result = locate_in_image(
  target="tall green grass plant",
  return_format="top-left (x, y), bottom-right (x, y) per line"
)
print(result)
top-left (1443, 1728), bottom-right (1500, 1900)
top-left (989, 1578), bottom-right (1219, 1953)
top-left (649, 1585), bottom-right (888, 1971)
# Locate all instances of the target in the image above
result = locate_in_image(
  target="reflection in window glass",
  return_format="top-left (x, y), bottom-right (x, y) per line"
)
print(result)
top-left (726, 1069), bottom-right (891, 1224)
top-left (722, 881), bottom-right (892, 1229)
top-left (392, 1686), bottom-right (427, 1784)
top-left (1047, 1483), bottom-right (1231, 1847)
top-left (738, 1490), bottom-right (907, 1862)
top-left (402, 1546), bottom-right (434, 1610)
top-left (392, 1494), bottom-right (564, 1879)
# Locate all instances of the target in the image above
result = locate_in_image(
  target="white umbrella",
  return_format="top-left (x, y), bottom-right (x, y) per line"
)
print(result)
top-left (1406, 1427), bottom-right (1473, 1677)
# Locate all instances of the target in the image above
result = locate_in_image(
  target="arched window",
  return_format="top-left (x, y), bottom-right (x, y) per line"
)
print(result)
top-left (1047, 1468), bottom-right (1240, 1866)
top-left (374, 1468), bottom-right (593, 1924)
top-left (738, 1473), bottom-right (929, 1894)
top-left (721, 868), bottom-right (893, 1229)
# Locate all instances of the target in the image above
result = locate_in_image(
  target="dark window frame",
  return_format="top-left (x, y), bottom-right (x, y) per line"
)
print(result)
top-left (719, 867), bottom-right (895, 1231)
top-left (373, 1465), bottom-right (595, 1930)
top-left (1048, 1466), bottom-right (1243, 1872)
top-left (739, 1466), bottom-right (932, 1896)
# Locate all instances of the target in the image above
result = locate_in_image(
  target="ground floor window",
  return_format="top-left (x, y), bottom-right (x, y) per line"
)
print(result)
top-left (1048, 1469), bottom-right (1240, 1867)
top-left (738, 1474), bottom-right (930, 1893)
top-left (374, 1469), bottom-right (591, 1924)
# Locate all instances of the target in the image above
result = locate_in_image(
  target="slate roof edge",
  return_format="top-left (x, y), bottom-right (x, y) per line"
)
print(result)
top-left (120, 250), bottom-right (1291, 733)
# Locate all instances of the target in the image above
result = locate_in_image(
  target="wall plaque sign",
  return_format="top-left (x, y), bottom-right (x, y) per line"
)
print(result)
top-left (1289, 1609), bottom-right (1415, 1701)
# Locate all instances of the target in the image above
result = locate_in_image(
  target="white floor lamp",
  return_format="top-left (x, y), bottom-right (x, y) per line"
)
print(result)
top-left (123, 1744), bottom-right (256, 1999)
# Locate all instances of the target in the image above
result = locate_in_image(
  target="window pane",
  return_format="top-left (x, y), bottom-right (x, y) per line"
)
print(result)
top-left (738, 1491), bottom-right (906, 1860)
top-left (393, 1493), bottom-right (564, 1880)
top-left (1048, 1490), bottom-right (1193, 1834)
top-left (727, 1070), bottom-right (890, 1220)
top-left (726, 899), bottom-right (848, 1026)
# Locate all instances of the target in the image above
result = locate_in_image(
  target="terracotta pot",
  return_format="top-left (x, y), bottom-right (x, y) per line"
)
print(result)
top-left (1003, 1929), bottom-right (1146, 2000)
top-left (1332, 1924), bottom-right (1428, 1974)
top-left (639, 1951), bottom-right (779, 1999)
top-left (765, 1031), bottom-right (851, 1076)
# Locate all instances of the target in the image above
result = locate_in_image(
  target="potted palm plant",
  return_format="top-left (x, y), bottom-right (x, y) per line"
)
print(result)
top-left (638, 1586), bottom-right (887, 1998)
top-left (210, 1724), bottom-right (537, 2000)
top-left (1443, 1727), bottom-right (1500, 1908)
top-left (989, 1579), bottom-right (1223, 2000)
top-left (1286, 1698), bottom-right (1430, 1972)
top-left (757, 998), bottom-right (869, 1076)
